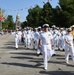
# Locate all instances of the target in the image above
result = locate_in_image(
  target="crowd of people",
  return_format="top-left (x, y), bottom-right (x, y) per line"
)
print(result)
top-left (12, 24), bottom-right (74, 70)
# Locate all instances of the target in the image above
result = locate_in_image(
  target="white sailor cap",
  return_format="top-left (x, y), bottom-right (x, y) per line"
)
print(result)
top-left (35, 28), bottom-right (38, 30)
top-left (16, 28), bottom-right (19, 31)
top-left (56, 27), bottom-right (59, 30)
top-left (52, 25), bottom-right (56, 28)
top-left (43, 24), bottom-right (49, 27)
top-left (26, 27), bottom-right (29, 29)
top-left (38, 26), bottom-right (41, 29)
top-left (71, 25), bottom-right (74, 28)
top-left (67, 28), bottom-right (72, 32)
top-left (60, 28), bottom-right (64, 30)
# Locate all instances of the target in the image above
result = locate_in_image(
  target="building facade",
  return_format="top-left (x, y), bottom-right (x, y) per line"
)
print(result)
top-left (15, 14), bottom-right (21, 29)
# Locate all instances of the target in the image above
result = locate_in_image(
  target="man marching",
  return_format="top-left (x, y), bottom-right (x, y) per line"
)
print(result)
top-left (38, 24), bottom-right (54, 70)
top-left (65, 28), bottom-right (74, 64)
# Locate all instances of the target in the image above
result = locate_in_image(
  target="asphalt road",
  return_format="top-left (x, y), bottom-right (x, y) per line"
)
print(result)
top-left (0, 33), bottom-right (74, 75)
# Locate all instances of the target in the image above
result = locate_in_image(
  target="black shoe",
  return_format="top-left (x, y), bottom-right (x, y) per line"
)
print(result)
top-left (52, 54), bottom-right (56, 57)
top-left (58, 48), bottom-right (60, 51)
top-left (39, 53), bottom-right (42, 55)
top-left (37, 53), bottom-right (42, 57)
top-left (16, 48), bottom-right (18, 50)
top-left (43, 67), bottom-right (47, 70)
top-left (63, 49), bottom-right (65, 51)
top-left (37, 54), bottom-right (40, 57)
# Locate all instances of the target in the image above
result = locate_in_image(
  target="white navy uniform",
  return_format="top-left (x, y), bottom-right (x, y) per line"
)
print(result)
top-left (30, 30), bottom-right (34, 49)
top-left (25, 31), bottom-right (31, 49)
top-left (65, 32), bottom-right (74, 64)
top-left (34, 31), bottom-right (39, 49)
top-left (14, 32), bottom-right (19, 49)
top-left (60, 30), bottom-right (66, 50)
top-left (39, 26), bottom-right (53, 70)
top-left (52, 29), bottom-right (58, 54)
top-left (18, 31), bottom-right (22, 44)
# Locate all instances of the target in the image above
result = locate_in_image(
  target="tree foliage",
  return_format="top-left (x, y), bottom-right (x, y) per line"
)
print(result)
top-left (2, 20), bottom-right (9, 29)
top-left (39, 2), bottom-right (54, 27)
top-left (7, 15), bottom-right (15, 30)
top-left (59, 0), bottom-right (74, 27)
top-left (26, 5), bottom-right (42, 27)
top-left (25, 0), bottom-right (74, 28)
top-left (2, 15), bottom-right (15, 30)
top-left (21, 21), bottom-right (28, 29)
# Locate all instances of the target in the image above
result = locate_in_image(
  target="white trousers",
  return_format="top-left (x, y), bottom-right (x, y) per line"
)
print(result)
top-left (53, 39), bottom-right (57, 54)
top-left (65, 46), bottom-right (74, 62)
top-left (34, 39), bottom-right (38, 49)
top-left (41, 45), bottom-right (52, 69)
top-left (15, 38), bottom-right (19, 48)
top-left (25, 39), bottom-right (31, 48)
top-left (18, 37), bottom-right (22, 44)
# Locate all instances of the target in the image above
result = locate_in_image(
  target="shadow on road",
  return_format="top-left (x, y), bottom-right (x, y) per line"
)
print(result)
top-left (48, 60), bottom-right (74, 67)
top-left (10, 52), bottom-right (37, 56)
top-left (1, 62), bottom-right (43, 69)
top-left (39, 71), bottom-right (74, 75)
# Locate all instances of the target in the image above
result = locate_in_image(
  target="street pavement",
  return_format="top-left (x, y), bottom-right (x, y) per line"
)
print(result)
top-left (0, 33), bottom-right (74, 75)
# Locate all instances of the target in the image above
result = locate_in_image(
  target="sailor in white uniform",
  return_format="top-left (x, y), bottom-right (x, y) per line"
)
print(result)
top-left (18, 29), bottom-right (22, 44)
top-left (25, 28), bottom-right (31, 49)
top-left (33, 28), bottom-right (39, 49)
top-left (37, 26), bottom-right (43, 56)
top-left (14, 29), bottom-right (19, 50)
top-left (51, 25), bottom-right (58, 56)
top-left (59, 28), bottom-right (66, 51)
top-left (65, 28), bottom-right (74, 64)
top-left (38, 24), bottom-right (54, 70)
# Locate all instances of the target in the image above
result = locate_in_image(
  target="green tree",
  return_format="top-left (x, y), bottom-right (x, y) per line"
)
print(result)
top-left (7, 15), bottom-right (15, 30)
top-left (21, 21), bottom-right (28, 29)
top-left (52, 6), bottom-right (61, 27)
top-left (26, 5), bottom-right (42, 27)
top-left (40, 2), bottom-right (54, 27)
top-left (53, 6), bottom-right (70, 27)
top-left (59, 0), bottom-right (74, 13)
top-left (2, 20), bottom-right (9, 29)
top-left (59, 0), bottom-right (74, 27)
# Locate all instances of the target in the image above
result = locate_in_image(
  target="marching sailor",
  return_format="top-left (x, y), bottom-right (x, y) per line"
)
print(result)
top-left (38, 24), bottom-right (54, 70)
top-left (65, 28), bottom-right (74, 64)
top-left (14, 29), bottom-right (19, 50)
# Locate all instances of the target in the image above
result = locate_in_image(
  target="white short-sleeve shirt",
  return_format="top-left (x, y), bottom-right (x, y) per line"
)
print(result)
top-left (65, 34), bottom-right (73, 46)
top-left (39, 31), bottom-right (53, 45)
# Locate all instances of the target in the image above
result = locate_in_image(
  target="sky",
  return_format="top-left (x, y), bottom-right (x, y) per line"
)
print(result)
top-left (0, 0), bottom-right (59, 22)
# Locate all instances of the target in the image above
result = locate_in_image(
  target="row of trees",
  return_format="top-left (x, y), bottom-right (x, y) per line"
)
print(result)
top-left (22, 0), bottom-right (74, 28)
top-left (2, 0), bottom-right (74, 30)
